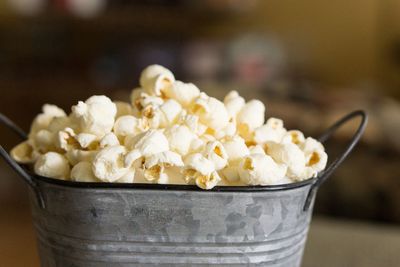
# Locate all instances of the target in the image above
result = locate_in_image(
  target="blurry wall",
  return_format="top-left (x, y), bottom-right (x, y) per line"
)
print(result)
top-left (0, 0), bottom-right (399, 224)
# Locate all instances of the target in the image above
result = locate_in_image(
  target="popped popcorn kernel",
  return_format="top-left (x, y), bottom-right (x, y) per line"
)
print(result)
top-left (10, 64), bottom-right (328, 188)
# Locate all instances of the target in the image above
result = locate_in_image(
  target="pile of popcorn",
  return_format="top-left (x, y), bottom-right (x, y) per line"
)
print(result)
top-left (11, 65), bottom-right (327, 189)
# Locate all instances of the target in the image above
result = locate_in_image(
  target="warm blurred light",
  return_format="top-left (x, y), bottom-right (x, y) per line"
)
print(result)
top-left (66, 0), bottom-right (106, 18)
top-left (7, 0), bottom-right (46, 16)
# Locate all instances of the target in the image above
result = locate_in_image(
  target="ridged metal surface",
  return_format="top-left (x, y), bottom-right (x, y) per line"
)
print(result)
top-left (29, 180), bottom-right (315, 267)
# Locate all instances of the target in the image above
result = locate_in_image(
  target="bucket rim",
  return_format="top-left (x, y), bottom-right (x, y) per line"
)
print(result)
top-left (33, 174), bottom-right (316, 192)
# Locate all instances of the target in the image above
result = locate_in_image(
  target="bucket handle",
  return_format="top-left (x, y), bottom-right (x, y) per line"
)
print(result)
top-left (0, 113), bottom-right (45, 209)
top-left (303, 110), bottom-right (368, 211)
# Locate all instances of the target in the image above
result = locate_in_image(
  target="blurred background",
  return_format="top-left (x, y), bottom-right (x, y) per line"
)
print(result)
top-left (0, 0), bottom-right (399, 266)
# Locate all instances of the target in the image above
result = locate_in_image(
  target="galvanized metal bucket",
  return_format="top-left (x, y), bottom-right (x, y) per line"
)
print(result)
top-left (0, 110), bottom-right (367, 267)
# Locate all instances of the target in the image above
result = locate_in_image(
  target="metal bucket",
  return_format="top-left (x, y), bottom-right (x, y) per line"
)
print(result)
top-left (0, 110), bottom-right (367, 267)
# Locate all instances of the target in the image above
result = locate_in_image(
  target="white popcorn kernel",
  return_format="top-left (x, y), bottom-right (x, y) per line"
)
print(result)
top-left (179, 114), bottom-right (207, 135)
top-left (139, 64), bottom-right (175, 97)
top-left (92, 145), bottom-right (129, 182)
top-left (143, 151), bottom-right (184, 183)
top-left (222, 136), bottom-right (249, 162)
top-left (282, 130), bottom-right (306, 145)
top-left (114, 101), bottom-right (133, 118)
top-left (113, 115), bottom-right (142, 138)
top-left (133, 129), bottom-right (169, 157)
top-left (140, 95), bottom-right (164, 110)
top-left (33, 129), bottom-right (56, 153)
top-left (266, 142), bottom-right (306, 179)
top-left (164, 81), bottom-right (200, 107)
top-left (222, 122), bottom-right (237, 138)
top-left (30, 104), bottom-right (67, 136)
top-left (301, 137), bottom-right (325, 154)
top-left (192, 94), bottom-right (229, 130)
top-left (34, 152), bottom-right (70, 180)
top-left (70, 162), bottom-right (99, 182)
top-left (189, 138), bottom-right (205, 153)
top-left (75, 133), bottom-right (98, 149)
top-left (183, 153), bottom-right (215, 177)
top-left (182, 153), bottom-right (219, 189)
top-left (47, 116), bottom-right (72, 133)
top-left (66, 149), bottom-right (97, 166)
top-left (298, 137), bottom-right (328, 180)
top-left (195, 171), bottom-right (221, 190)
top-left (253, 118), bottom-right (287, 144)
top-left (56, 127), bottom-right (78, 151)
top-left (164, 125), bottom-right (195, 155)
top-left (144, 151), bottom-right (184, 169)
top-left (303, 150), bottom-right (328, 178)
top-left (130, 88), bottom-right (146, 115)
top-left (248, 145), bottom-right (266, 155)
top-left (158, 99), bottom-right (182, 127)
top-left (115, 169), bottom-right (135, 183)
top-left (202, 141), bottom-right (228, 170)
top-left (10, 141), bottom-right (38, 164)
top-left (100, 133), bottom-right (120, 148)
top-left (238, 154), bottom-right (286, 185)
top-left (124, 149), bottom-right (142, 168)
top-left (221, 165), bottom-right (240, 183)
top-left (223, 90), bottom-right (245, 120)
top-left (71, 95), bottom-right (117, 137)
top-left (237, 100), bottom-right (265, 137)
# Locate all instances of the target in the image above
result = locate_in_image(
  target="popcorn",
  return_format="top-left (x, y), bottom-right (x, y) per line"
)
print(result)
top-left (139, 64), bottom-right (175, 97)
top-left (192, 93), bottom-right (229, 130)
top-left (158, 99), bottom-right (182, 126)
top-left (222, 136), bottom-right (249, 162)
top-left (34, 152), bottom-right (70, 180)
top-left (47, 116), bottom-right (72, 133)
top-left (10, 64), bottom-right (328, 188)
top-left (71, 162), bottom-right (99, 182)
top-left (56, 128), bottom-right (77, 151)
top-left (132, 129), bottom-right (169, 157)
top-left (92, 145), bottom-right (129, 182)
top-left (265, 142), bottom-right (306, 179)
top-left (30, 104), bottom-right (67, 136)
top-left (130, 88), bottom-right (146, 115)
top-left (237, 100), bottom-right (265, 140)
top-left (299, 137), bottom-right (328, 180)
top-left (33, 129), bottom-right (56, 153)
top-left (164, 81), bottom-right (200, 107)
top-left (10, 141), bottom-right (38, 164)
top-left (238, 154), bottom-right (286, 185)
top-left (113, 115), bottom-right (143, 138)
top-left (248, 145), bottom-right (266, 155)
top-left (282, 130), bottom-right (305, 145)
top-left (221, 165), bottom-right (241, 183)
top-left (202, 141), bottom-right (228, 170)
top-left (182, 153), bottom-right (220, 189)
top-left (71, 95), bottom-right (117, 137)
top-left (66, 149), bottom-right (97, 166)
top-left (253, 118), bottom-right (287, 144)
top-left (75, 133), bottom-right (98, 149)
top-left (114, 101), bottom-right (133, 118)
top-left (224, 90), bottom-right (245, 120)
top-left (100, 133), bottom-right (120, 148)
top-left (116, 170), bottom-right (136, 183)
top-left (164, 125), bottom-right (195, 155)
top-left (143, 151), bottom-right (184, 183)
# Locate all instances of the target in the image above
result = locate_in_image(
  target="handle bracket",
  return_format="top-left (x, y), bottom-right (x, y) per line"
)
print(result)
top-left (0, 113), bottom-right (45, 209)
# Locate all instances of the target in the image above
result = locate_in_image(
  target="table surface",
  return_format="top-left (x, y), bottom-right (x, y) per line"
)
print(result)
top-left (1, 209), bottom-right (400, 267)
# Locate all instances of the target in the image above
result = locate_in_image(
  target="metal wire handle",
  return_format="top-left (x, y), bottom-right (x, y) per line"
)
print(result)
top-left (303, 110), bottom-right (368, 211)
top-left (0, 113), bottom-right (45, 208)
